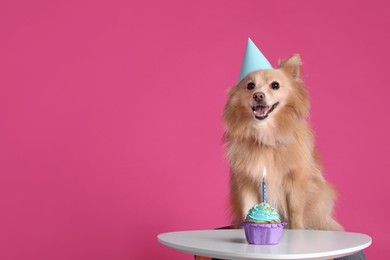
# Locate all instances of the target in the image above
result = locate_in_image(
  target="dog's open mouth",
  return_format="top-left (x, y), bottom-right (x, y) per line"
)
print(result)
top-left (252, 102), bottom-right (279, 120)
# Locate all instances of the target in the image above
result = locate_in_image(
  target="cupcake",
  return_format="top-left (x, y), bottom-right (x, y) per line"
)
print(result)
top-left (242, 202), bottom-right (287, 245)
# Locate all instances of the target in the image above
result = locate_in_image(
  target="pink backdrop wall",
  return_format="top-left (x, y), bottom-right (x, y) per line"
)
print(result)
top-left (1, 0), bottom-right (389, 259)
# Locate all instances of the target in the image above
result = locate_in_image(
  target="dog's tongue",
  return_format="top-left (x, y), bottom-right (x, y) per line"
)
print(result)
top-left (254, 106), bottom-right (270, 117)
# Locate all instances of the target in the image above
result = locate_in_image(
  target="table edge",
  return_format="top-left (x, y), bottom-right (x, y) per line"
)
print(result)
top-left (157, 230), bottom-right (372, 260)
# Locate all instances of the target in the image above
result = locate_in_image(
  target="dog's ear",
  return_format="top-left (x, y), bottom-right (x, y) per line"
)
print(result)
top-left (278, 54), bottom-right (302, 79)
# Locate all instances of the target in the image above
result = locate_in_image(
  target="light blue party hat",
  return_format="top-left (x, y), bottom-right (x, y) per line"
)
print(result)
top-left (238, 38), bottom-right (272, 82)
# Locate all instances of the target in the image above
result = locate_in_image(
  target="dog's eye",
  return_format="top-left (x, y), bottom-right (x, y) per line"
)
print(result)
top-left (271, 81), bottom-right (280, 90)
top-left (247, 82), bottom-right (255, 90)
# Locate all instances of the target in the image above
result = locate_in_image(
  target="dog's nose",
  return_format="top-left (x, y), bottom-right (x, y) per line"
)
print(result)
top-left (253, 92), bottom-right (265, 102)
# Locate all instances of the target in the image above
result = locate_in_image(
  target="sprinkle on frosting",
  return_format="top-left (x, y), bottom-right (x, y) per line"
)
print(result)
top-left (246, 202), bottom-right (281, 223)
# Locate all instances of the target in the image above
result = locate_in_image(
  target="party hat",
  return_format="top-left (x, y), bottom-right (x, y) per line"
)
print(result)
top-left (238, 38), bottom-right (272, 82)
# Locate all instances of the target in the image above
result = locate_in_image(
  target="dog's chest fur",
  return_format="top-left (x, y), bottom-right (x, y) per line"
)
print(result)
top-left (227, 133), bottom-right (304, 220)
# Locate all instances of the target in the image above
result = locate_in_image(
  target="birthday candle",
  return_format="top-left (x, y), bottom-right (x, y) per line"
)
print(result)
top-left (262, 167), bottom-right (267, 203)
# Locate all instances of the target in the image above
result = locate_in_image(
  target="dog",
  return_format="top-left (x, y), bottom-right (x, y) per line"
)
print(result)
top-left (223, 54), bottom-right (343, 231)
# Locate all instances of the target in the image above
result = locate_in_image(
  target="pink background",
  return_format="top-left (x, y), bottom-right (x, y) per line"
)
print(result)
top-left (0, 0), bottom-right (389, 259)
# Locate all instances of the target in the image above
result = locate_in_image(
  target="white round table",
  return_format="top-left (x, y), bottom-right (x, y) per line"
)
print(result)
top-left (158, 229), bottom-right (371, 260)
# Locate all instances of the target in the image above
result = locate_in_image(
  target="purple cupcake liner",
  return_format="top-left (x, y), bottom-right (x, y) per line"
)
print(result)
top-left (242, 222), bottom-right (287, 245)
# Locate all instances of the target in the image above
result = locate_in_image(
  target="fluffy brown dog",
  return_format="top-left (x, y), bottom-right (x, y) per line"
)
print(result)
top-left (223, 54), bottom-right (343, 231)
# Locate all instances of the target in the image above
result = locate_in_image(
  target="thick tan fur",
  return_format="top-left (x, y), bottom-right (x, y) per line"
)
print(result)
top-left (223, 54), bottom-right (343, 231)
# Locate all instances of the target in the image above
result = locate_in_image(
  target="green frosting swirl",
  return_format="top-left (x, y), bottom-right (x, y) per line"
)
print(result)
top-left (246, 202), bottom-right (281, 223)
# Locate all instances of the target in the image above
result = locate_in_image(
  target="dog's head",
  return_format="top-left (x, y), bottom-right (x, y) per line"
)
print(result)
top-left (223, 54), bottom-right (309, 143)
